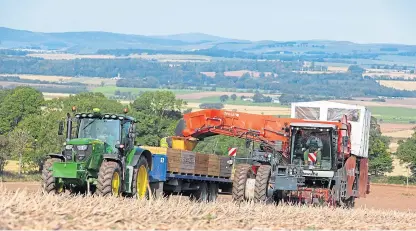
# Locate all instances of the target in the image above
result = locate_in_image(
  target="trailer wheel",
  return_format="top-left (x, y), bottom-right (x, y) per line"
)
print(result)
top-left (150, 182), bottom-right (164, 199)
top-left (208, 183), bottom-right (219, 202)
top-left (96, 161), bottom-right (122, 197)
top-left (232, 164), bottom-right (252, 202)
top-left (254, 165), bottom-right (272, 202)
top-left (41, 157), bottom-right (64, 194)
top-left (191, 182), bottom-right (209, 202)
top-left (132, 156), bottom-right (150, 199)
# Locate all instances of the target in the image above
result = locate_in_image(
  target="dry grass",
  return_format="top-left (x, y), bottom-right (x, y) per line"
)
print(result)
top-left (379, 80), bottom-right (416, 91)
top-left (185, 102), bottom-right (290, 115)
top-left (0, 188), bottom-right (415, 230)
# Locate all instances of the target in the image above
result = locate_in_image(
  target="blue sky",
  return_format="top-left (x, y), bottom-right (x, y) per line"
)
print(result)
top-left (0, 0), bottom-right (414, 44)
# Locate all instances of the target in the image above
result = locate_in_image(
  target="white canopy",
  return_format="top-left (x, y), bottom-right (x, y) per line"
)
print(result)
top-left (291, 101), bottom-right (371, 158)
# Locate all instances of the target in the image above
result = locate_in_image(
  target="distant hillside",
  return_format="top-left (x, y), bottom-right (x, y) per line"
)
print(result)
top-left (153, 32), bottom-right (248, 43)
top-left (0, 27), bottom-right (199, 53)
top-left (1, 27), bottom-right (416, 55)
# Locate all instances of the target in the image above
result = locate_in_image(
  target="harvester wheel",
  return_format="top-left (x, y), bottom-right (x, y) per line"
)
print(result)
top-left (96, 161), bottom-right (122, 197)
top-left (232, 164), bottom-right (252, 202)
top-left (254, 165), bottom-right (272, 202)
top-left (41, 157), bottom-right (64, 194)
top-left (132, 156), bottom-right (150, 199)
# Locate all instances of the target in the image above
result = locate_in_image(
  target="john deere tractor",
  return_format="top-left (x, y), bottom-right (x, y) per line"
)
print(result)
top-left (42, 108), bottom-right (153, 198)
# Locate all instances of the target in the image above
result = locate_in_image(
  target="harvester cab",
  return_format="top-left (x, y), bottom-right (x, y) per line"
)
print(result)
top-left (42, 107), bottom-right (153, 199)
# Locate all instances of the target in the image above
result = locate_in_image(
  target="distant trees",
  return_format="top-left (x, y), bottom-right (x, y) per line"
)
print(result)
top-left (252, 92), bottom-right (272, 103)
top-left (230, 94), bottom-right (237, 101)
top-left (396, 130), bottom-right (416, 176)
top-left (219, 95), bottom-right (229, 102)
top-left (368, 117), bottom-right (393, 176)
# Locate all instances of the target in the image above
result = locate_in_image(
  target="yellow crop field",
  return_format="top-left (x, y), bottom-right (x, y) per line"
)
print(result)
top-left (0, 188), bottom-right (415, 230)
top-left (378, 80), bottom-right (416, 91)
top-left (0, 74), bottom-right (117, 86)
top-left (185, 103), bottom-right (290, 115)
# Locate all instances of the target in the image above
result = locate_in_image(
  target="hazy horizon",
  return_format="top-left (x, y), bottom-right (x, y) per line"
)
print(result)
top-left (1, 0), bottom-right (415, 45)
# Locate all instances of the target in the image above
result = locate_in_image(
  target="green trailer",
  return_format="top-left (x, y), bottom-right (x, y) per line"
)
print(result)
top-left (42, 108), bottom-right (153, 198)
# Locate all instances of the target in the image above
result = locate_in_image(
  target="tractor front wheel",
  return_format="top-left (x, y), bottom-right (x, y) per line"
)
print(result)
top-left (41, 157), bottom-right (64, 194)
top-left (132, 156), bottom-right (150, 199)
top-left (96, 161), bottom-right (122, 197)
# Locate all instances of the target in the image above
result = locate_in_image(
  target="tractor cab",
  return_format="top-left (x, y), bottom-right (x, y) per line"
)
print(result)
top-left (58, 108), bottom-right (137, 162)
top-left (289, 123), bottom-right (338, 171)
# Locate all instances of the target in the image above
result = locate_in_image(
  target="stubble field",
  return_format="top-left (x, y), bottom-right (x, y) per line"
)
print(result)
top-left (0, 183), bottom-right (416, 230)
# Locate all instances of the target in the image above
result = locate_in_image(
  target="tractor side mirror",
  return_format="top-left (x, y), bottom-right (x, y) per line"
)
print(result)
top-left (128, 124), bottom-right (136, 138)
top-left (58, 121), bottom-right (64, 135)
top-left (342, 136), bottom-right (349, 146)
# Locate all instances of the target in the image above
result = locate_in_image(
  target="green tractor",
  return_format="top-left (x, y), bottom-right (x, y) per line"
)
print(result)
top-left (42, 108), bottom-right (153, 198)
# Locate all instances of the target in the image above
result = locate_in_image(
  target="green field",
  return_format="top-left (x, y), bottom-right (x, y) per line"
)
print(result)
top-left (369, 106), bottom-right (416, 123)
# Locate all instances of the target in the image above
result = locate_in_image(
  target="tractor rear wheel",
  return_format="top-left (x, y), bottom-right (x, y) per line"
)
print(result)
top-left (254, 165), bottom-right (272, 202)
top-left (132, 156), bottom-right (150, 199)
top-left (232, 164), bottom-right (252, 202)
top-left (41, 157), bottom-right (64, 194)
top-left (96, 161), bottom-right (122, 197)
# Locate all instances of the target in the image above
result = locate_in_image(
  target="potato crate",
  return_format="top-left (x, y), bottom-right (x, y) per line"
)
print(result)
top-left (166, 148), bottom-right (181, 172)
top-left (194, 153), bottom-right (209, 175)
top-left (180, 150), bottom-right (196, 174)
top-left (219, 156), bottom-right (232, 178)
top-left (207, 154), bottom-right (220, 176)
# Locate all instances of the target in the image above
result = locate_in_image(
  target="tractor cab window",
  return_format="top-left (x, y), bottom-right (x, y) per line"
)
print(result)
top-left (78, 118), bottom-right (121, 149)
top-left (291, 128), bottom-right (332, 170)
top-left (121, 121), bottom-right (131, 144)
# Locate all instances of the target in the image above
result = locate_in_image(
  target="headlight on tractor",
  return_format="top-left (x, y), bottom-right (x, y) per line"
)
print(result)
top-left (77, 153), bottom-right (85, 161)
top-left (65, 145), bottom-right (73, 150)
top-left (65, 153), bottom-right (72, 160)
top-left (77, 145), bottom-right (88, 151)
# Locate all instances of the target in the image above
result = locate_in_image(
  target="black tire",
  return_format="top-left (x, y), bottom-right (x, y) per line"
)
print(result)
top-left (150, 182), bottom-right (164, 199)
top-left (96, 161), bottom-right (122, 197)
top-left (232, 164), bottom-right (252, 202)
top-left (208, 183), bottom-right (219, 202)
top-left (131, 156), bottom-right (150, 199)
top-left (342, 197), bottom-right (355, 209)
top-left (41, 157), bottom-right (64, 194)
top-left (191, 182), bottom-right (209, 202)
top-left (254, 165), bottom-right (272, 202)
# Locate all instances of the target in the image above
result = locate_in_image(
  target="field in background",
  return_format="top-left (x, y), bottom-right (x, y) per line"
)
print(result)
top-left (0, 74), bottom-right (117, 86)
top-left (27, 53), bottom-right (213, 62)
top-left (185, 102), bottom-right (290, 116)
top-left (379, 80), bottom-right (416, 91)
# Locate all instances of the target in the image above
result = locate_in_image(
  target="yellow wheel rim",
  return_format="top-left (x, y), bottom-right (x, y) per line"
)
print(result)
top-left (111, 172), bottom-right (120, 196)
top-left (56, 182), bottom-right (64, 193)
top-left (137, 165), bottom-right (148, 199)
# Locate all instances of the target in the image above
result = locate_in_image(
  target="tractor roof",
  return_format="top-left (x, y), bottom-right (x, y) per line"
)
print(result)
top-left (73, 108), bottom-right (137, 122)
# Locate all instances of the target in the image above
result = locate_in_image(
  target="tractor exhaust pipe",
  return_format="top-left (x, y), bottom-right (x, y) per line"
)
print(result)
top-left (66, 113), bottom-right (72, 141)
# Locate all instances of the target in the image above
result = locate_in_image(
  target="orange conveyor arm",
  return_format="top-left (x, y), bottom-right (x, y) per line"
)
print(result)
top-left (179, 109), bottom-right (307, 146)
